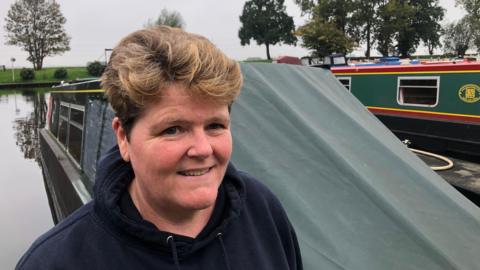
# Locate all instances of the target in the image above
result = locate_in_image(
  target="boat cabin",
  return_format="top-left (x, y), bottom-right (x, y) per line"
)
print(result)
top-left (331, 61), bottom-right (480, 161)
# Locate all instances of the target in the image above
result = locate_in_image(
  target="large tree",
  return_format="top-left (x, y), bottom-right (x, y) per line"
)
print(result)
top-left (411, 0), bottom-right (444, 56)
top-left (374, 1), bottom-right (398, 56)
top-left (374, 0), bottom-right (444, 57)
top-left (443, 17), bottom-right (473, 57)
top-left (239, 0), bottom-right (297, 60)
top-left (297, 18), bottom-right (354, 57)
top-left (394, 0), bottom-right (417, 58)
top-left (295, 0), bottom-right (356, 56)
top-left (456, 0), bottom-right (480, 50)
top-left (350, 0), bottom-right (382, 58)
top-left (145, 8), bottom-right (185, 29)
top-left (4, 0), bottom-right (70, 70)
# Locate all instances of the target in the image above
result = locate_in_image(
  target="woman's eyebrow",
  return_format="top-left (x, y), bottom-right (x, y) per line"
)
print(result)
top-left (207, 115), bottom-right (230, 123)
top-left (150, 117), bottom-right (190, 130)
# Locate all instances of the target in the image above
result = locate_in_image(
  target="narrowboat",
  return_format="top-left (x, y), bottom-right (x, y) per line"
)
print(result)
top-left (39, 79), bottom-right (117, 223)
top-left (331, 60), bottom-right (480, 161)
top-left (39, 63), bottom-right (480, 269)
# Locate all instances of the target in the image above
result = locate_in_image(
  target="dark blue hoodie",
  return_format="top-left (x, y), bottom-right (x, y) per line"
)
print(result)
top-left (17, 146), bottom-right (302, 269)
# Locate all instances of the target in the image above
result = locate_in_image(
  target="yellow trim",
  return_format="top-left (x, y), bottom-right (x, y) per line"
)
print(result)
top-left (334, 70), bottom-right (480, 76)
top-left (50, 89), bottom-right (104, 93)
top-left (367, 106), bottom-right (480, 119)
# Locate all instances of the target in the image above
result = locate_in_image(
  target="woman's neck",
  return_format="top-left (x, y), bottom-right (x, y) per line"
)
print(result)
top-left (128, 180), bottom-right (214, 238)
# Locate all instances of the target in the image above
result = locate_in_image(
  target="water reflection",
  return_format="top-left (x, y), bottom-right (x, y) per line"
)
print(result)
top-left (12, 91), bottom-right (47, 162)
top-left (0, 89), bottom-right (52, 269)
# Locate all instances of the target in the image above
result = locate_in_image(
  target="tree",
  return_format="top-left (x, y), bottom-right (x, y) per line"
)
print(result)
top-left (145, 8), bottom-right (185, 29)
top-left (374, 1), bottom-right (398, 56)
top-left (443, 17), bottom-right (474, 56)
top-left (456, 0), bottom-right (480, 50)
top-left (394, 1), bottom-right (417, 58)
top-left (374, 0), bottom-right (444, 57)
top-left (412, 0), bottom-right (444, 56)
top-left (350, 0), bottom-right (382, 58)
top-left (294, 0), bottom-right (317, 14)
top-left (297, 18), bottom-right (354, 57)
top-left (295, 0), bottom-right (356, 57)
top-left (4, 0), bottom-right (70, 70)
top-left (239, 0), bottom-right (297, 60)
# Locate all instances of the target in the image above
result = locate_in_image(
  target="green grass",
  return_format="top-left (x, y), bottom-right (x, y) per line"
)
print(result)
top-left (0, 67), bottom-right (91, 84)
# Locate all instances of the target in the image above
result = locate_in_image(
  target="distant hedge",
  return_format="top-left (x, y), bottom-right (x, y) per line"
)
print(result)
top-left (20, 68), bottom-right (35, 80)
top-left (54, 68), bottom-right (68, 79)
top-left (87, 61), bottom-right (105, 77)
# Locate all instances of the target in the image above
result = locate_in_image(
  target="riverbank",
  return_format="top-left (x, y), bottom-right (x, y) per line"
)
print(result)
top-left (0, 66), bottom-right (91, 85)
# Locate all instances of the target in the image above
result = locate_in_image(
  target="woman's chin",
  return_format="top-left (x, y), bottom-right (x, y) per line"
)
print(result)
top-left (177, 189), bottom-right (219, 211)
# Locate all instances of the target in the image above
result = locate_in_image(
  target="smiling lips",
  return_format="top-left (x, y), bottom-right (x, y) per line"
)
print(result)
top-left (178, 167), bottom-right (213, 176)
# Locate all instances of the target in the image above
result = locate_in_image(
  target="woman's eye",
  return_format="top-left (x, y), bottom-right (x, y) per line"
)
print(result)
top-left (207, 123), bottom-right (226, 130)
top-left (161, 126), bottom-right (181, 136)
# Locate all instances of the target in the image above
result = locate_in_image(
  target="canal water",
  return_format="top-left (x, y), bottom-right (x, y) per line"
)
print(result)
top-left (0, 90), bottom-right (53, 269)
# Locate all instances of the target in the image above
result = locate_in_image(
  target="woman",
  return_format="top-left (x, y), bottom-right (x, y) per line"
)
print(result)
top-left (17, 26), bottom-right (302, 270)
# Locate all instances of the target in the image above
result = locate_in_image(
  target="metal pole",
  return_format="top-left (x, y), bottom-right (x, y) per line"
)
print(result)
top-left (10, 57), bottom-right (15, 82)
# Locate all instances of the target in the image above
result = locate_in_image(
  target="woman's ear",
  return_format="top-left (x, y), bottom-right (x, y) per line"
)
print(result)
top-left (112, 117), bottom-right (130, 162)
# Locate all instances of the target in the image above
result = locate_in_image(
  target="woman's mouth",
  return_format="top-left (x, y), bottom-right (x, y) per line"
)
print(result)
top-left (178, 167), bottom-right (212, 176)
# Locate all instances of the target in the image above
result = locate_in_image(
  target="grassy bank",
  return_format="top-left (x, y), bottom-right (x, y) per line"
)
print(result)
top-left (0, 67), bottom-right (91, 84)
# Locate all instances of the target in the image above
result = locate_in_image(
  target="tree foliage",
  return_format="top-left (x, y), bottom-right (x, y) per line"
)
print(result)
top-left (295, 0), bottom-right (356, 57)
top-left (375, 0), bottom-right (444, 57)
top-left (456, 0), bottom-right (480, 50)
top-left (145, 8), bottom-right (185, 29)
top-left (412, 0), bottom-right (444, 56)
top-left (239, 0), bottom-right (297, 60)
top-left (54, 68), bottom-right (68, 79)
top-left (374, 1), bottom-right (398, 56)
top-left (391, 0), bottom-right (417, 58)
top-left (4, 0), bottom-right (70, 70)
top-left (20, 68), bottom-right (35, 80)
top-left (350, 0), bottom-right (382, 58)
top-left (443, 17), bottom-right (473, 56)
top-left (295, 0), bottom-right (444, 57)
top-left (297, 18), bottom-right (354, 57)
top-left (87, 61), bottom-right (106, 77)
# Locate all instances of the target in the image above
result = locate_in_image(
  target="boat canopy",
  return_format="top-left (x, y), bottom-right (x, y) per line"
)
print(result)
top-left (230, 63), bottom-right (480, 270)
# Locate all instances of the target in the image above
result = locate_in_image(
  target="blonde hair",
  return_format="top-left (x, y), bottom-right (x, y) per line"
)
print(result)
top-left (102, 26), bottom-right (243, 136)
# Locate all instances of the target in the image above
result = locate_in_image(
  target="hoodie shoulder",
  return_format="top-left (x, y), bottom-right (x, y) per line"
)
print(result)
top-left (16, 202), bottom-right (95, 270)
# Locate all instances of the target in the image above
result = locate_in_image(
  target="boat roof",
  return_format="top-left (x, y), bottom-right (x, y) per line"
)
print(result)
top-left (232, 63), bottom-right (480, 269)
top-left (332, 61), bottom-right (480, 74)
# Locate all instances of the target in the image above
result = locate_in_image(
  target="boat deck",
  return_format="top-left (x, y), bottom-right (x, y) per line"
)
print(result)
top-left (417, 153), bottom-right (480, 206)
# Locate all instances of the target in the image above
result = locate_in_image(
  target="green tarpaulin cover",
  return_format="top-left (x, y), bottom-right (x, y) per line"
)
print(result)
top-left (231, 63), bottom-right (480, 270)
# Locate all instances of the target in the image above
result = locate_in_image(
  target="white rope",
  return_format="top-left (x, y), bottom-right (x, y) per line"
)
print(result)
top-left (409, 148), bottom-right (454, 171)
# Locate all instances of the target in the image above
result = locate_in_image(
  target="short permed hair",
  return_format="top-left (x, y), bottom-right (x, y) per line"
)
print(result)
top-left (101, 26), bottom-right (243, 137)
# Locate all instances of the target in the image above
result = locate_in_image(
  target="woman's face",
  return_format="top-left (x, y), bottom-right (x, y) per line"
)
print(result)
top-left (113, 84), bottom-right (232, 215)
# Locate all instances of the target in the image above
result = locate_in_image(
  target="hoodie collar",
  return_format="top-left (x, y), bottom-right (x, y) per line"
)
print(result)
top-left (93, 145), bottom-right (245, 257)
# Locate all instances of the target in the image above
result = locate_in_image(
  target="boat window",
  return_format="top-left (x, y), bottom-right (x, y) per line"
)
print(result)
top-left (397, 77), bottom-right (439, 107)
top-left (58, 119), bottom-right (68, 146)
top-left (60, 105), bottom-right (69, 118)
top-left (337, 77), bottom-right (351, 91)
top-left (50, 99), bottom-right (60, 137)
top-left (68, 125), bottom-right (83, 163)
top-left (53, 100), bottom-right (85, 165)
top-left (70, 106), bottom-right (84, 127)
top-left (333, 57), bottom-right (347, 66)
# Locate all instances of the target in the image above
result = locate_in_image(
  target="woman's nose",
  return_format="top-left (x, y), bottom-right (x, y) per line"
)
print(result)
top-left (187, 130), bottom-right (213, 158)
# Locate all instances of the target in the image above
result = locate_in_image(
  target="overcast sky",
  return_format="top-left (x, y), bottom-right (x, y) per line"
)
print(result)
top-left (0, 0), bottom-right (466, 68)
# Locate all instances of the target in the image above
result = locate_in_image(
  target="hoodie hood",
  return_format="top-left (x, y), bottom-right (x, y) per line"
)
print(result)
top-left (93, 145), bottom-right (245, 258)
